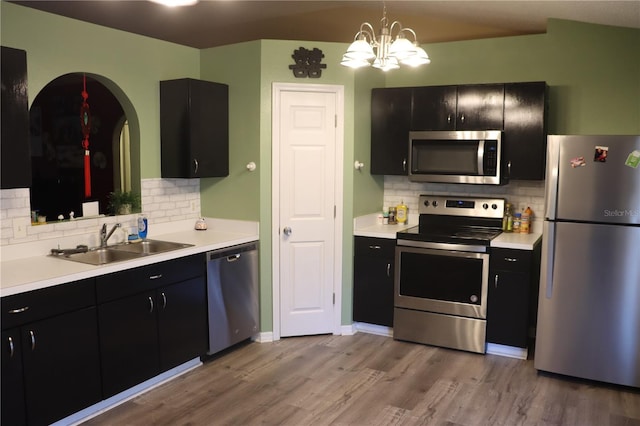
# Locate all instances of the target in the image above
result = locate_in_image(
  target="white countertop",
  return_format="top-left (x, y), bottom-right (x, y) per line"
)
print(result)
top-left (1, 218), bottom-right (259, 297)
top-left (354, 213), bottom-right (542, 250)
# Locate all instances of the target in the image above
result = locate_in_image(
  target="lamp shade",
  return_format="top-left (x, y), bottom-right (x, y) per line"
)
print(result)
top-left (344, 39), bottom-right (376, 61)
top-left (389, 37), bottom-right (416, 60)
top-left (340, 56), bottom-right (371, 68)
top-left (400, 45), bottom-right (431, 67)
top-left (372, 56), bottom-right (400, 71)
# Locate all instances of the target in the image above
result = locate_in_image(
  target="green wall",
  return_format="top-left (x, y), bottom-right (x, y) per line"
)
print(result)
top-left (3, 0), bottom-right (640, 332)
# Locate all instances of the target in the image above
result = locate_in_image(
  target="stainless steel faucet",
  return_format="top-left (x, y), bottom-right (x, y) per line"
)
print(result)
top-left (100, 223), bottom-right (121, 247)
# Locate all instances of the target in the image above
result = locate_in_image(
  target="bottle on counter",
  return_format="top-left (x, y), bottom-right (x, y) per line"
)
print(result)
top-left (521, 206), bottom-right (533, 234)
top-left (396, 200), bottom-right (408, 224)
top-left (388, 207), bottom-right (397, 225)
top-left (137, 214), bottom-right (148, 239)
top-left (382, 207), bottom-right (389, 225)
top-left (513, 211), bottom-right (522, 233)
top-left (503, 203), bottom-right (513, 232)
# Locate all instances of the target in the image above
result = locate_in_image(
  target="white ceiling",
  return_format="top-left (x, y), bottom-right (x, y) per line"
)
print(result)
top-left (11, 0), bottom-right (640, 49)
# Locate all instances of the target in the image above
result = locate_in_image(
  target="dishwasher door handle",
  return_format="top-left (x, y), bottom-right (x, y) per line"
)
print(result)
top-left (226, 254), bottom-right (240, 262)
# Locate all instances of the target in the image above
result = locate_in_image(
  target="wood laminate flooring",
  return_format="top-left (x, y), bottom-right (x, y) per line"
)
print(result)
top-left (82, 333), bottom-right (640, 426)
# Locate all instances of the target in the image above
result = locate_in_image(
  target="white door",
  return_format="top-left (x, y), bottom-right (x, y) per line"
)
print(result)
top-left (272, 83), bottom-right (344, 338)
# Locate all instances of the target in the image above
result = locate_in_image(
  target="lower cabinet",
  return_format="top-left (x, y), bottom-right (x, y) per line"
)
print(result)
top-left (487, 244), bottom-right (541, 348)
top-left (97, 254), bottom-right (207, 398)
top-left (353, 236), bottom-right (395, 327)
top-left (1, 279), bottom-right (101, 426)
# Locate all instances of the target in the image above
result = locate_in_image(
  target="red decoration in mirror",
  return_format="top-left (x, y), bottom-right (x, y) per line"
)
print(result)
top-left (80, 75), bottom-right (92, 197)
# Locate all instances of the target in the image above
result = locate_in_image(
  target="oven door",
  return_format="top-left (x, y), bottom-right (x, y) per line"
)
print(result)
top-left (395, 245), bottom-right (489, 319)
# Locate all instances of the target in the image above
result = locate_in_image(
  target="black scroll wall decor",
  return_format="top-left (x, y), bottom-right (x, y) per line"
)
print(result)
top-left (289, 47), bottom-right (327, 78)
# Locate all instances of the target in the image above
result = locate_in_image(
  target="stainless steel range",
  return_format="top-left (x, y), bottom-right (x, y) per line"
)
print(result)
top-left (394, 194), bottom-right (504, 353)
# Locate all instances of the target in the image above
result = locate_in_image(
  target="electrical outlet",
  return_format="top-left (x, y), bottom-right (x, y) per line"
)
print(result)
top-left (13, 217), bottom-right (28, 238)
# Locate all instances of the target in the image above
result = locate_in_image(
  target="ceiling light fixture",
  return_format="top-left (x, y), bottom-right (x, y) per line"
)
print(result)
top-left (340, 4), bottom-right (430, 71)
top-left (149, 0), bottom-right (199, 7)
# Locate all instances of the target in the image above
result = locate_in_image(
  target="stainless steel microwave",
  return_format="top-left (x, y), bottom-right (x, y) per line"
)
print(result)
top-left (408, 130), bottom-right (503, 184)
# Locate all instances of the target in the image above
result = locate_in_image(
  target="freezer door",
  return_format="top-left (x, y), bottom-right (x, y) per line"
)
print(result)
top-left (535, 221), bottom-right (640, 387)
top-left (546, 135), bottom-right (640, 224)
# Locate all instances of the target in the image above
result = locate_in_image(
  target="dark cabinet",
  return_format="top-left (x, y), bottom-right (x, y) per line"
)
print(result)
top-left (96, 254), bottom-right (207, 398)
top-left (455, 84), bottom-right (505, 130)
top-left (503, 82), bottom-right (548, 180)
top-left (353, 237), bottom-right (395, 327)
top-left (370, 88), bottom-right (412, 175)
top-left (487, 244), bottom-right (541, 348)
top-left (1, 46), bottom-right (31, 189)
top-left (1, 279), bottom-right (101, 426)
top-left (160, 78), bottom-right (229, 178)
top-left (411, 86), bottom-right (457, 131)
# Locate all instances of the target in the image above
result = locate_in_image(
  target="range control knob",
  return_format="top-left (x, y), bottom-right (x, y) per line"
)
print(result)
top-left (482, 203), bottom-right (489, 210)
top-left (492, 203), bottom-right (498, 210)
top-left (432, 201), bottom-right (439, 207)
top-left (423, 200), bottom-right (430, 207)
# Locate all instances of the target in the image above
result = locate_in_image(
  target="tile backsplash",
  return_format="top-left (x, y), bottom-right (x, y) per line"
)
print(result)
top-left (383, 176), bottom-right (546, 231)
top-left (0, 178), bottom-right (200, 247)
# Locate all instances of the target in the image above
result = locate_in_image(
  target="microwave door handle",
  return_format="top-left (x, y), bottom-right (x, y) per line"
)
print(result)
top-left (477, 140), bottom-right (485, 175)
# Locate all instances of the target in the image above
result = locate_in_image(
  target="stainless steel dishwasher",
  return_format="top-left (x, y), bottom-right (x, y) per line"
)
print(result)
top-left (206, 241), bottom-right (259, 355)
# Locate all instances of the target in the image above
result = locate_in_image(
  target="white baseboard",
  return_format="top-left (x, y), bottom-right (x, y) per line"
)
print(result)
top-left (486, 343), bottom-right (528, 360)
top-left (353, 322), bottom-right (394, 337)
top-left (256, 331), bottom-right (274, 342)
top-left (55, 358), bottom-right (202, 426)
top-left (340, 324), bottom-right (357, 335)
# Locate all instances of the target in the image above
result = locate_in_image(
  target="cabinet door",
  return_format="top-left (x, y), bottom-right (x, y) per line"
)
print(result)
top-left (411, 86), bottom-right (457, 131)
top-left (487, 249), bottom-right (533, 348)
top-left (1, 46), bottom-right (31, 189)
top-left (2, 328), bottom-right (26, 426)
top-left (98, 291), bottom-right (160, 398)
top-left (160, 78), bottom-right (229, 178)
top-left (456, 84), bottom-right (504, 130)
top-left (353, 255), bottom-right (394, 327)
top-left (503, 82), bottom-right (547, 180)
top-left (371, 88), bottom-right (412, 175)
top-left (157, 277), bottom-right (207, 371)
top-left (21, 307), bottom-right (102, 426)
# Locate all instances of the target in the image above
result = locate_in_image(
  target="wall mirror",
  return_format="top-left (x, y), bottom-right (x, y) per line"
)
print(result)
top-left (29, 73), bottom-right (140, 223)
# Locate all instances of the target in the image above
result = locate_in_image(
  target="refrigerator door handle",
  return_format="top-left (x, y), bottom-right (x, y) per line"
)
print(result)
top-left (542, 221), bottom-right (556, 299)
top-left (544, 136), bottom-right (560, 220)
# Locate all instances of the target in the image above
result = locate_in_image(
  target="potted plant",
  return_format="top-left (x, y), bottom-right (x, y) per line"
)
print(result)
top-left (107, 190), bottom-right (141, 215)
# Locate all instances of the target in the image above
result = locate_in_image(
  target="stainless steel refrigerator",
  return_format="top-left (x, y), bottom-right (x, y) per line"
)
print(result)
top-left (535, 135), bottom-right (640, 388)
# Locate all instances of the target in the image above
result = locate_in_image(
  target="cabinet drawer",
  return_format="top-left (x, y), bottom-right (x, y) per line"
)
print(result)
top-left (1, 279), bottom-right (96, 329)
top-left (490, 248), bottom-right (532, 273)
top-left (354, 237), bottom-right (396, 258)
top-left (96, 254), bottom-right (205, 303)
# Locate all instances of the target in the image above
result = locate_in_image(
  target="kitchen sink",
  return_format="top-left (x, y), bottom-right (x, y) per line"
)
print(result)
top-left (108, 239), bottom-right (194, 255)
top-left (50, 239), bottom-right (194, 265)
top-left (57, 247), bottom-right (141, 265)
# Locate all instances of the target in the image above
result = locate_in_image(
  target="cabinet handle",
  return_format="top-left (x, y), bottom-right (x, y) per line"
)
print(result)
top-left (368, 245), bottom-right (381, 250)
top-left (402, 158), bottom-right (407, 172)
top-left (507, 160), bottom-right (512, 178)
top-left (460, 113), bottom-right (465, 123)
top-left (8, 336), bottom-right (15, 358)
top-left (193, 159), bottom-right (199, 174)
top-left (148, 296), bottom-right (154, 313)
top-left (149, 274), bottom-right (163, 280)
top-left (504, 257), bottom-right (518, 262)
top-left (494, 274), bottom-right (499, 289)
top-left (386, 263), bottom-right (391, 278)
top-left (447, 114), bottom-right (451, 124)
top-left (161, 292), bottom-right (167, 309)
top-left (29, 330), bottom-right (36, 351)
top-left (8, 306), bottom-right (29, 314)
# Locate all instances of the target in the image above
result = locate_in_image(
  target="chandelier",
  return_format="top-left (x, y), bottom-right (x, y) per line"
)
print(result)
top-left (340, 5), bottom-right (430, 71)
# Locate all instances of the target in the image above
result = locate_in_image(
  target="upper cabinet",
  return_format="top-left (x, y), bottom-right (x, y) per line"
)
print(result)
top-left (503, 82), bottom-right (548, 180)
top-left (372, 82), bottom-right (547, 180)
top-left (1, 46), bottom-right (31, 189)
top-left (160, 78), bottom-right (229, 178)
top-left (411, 86), bottom-right (457, 131)
top-left (370, 88), bottom-right (412, 175)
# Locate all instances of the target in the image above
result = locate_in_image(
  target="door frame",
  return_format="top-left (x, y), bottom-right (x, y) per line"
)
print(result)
top-left (271, 82), bottom-right (344, 341)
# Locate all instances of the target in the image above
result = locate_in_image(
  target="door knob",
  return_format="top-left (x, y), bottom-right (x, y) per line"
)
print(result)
top-left (283, 226), bottom-right (292, 236)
